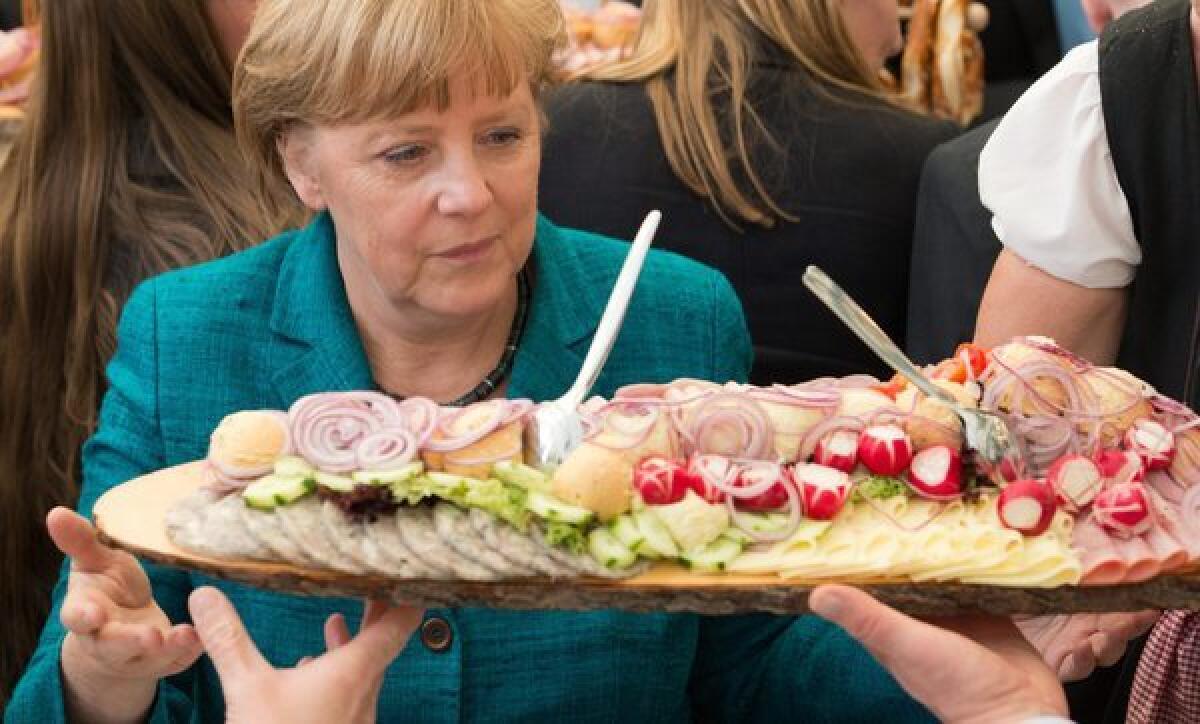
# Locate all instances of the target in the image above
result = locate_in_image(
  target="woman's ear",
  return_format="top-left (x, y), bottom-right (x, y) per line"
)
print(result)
top-left (278, 128), bottom-right (326, 211)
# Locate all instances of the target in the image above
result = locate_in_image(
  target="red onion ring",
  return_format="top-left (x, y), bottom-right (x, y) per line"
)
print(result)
top-left (585, 401), bottom-right (661, 450)
top-left (425, 399), bottom-right (508, 453)
top-left (727, 480), bottom-right (802, 543)
top-left (687, 392), bottom-right (773, 459)
top-left (797, 416), bottom-right (866, 462)
top-left (355, 428), bottom-right (418, 471)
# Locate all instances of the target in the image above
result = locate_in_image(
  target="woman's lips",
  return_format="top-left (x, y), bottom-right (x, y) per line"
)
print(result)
top-left (435, 236), bottom-right (498, 263)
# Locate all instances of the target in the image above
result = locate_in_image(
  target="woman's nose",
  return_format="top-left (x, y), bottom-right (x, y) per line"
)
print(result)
top-left (435, 156), bottom-right (493, 217)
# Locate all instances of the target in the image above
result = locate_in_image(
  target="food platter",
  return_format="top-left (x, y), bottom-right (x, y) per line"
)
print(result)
top-left (94, 461), bottom-right (1200, 616)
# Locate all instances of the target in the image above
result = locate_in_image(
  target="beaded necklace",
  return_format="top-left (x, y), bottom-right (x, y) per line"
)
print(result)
top-left (384, 268), bottom-right (530, 407)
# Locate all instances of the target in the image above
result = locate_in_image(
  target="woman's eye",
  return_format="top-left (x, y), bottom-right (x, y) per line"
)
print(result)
top-left (482, 128), bottom-right (522, 147)
top-left (382, 145), bottom-right (428, 164)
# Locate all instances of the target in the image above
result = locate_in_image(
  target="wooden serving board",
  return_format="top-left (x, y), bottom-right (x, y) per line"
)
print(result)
top-left (93, 463), bottom-right (1200, 616)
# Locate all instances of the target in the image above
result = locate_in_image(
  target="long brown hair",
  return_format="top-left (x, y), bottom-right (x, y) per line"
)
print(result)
top-left (583, 0), bottom-right (892, 229)
top-left (0, 0), bottom-right (300, 704)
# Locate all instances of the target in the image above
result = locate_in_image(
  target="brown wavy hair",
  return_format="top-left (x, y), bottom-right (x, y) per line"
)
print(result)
top-left (583, 0), bottom-right (893, 229)
top-left (0, 0), bottom-right (301, 704)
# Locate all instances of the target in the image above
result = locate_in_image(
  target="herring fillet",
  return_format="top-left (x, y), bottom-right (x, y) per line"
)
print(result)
top-left (166, 490), bottom-right (273, 561)
top-left (275, 498), bottom-right (369, 574)
top-left (433, 503), bottom-right (536, 578)
top-left (239, 499), bottom-right (316, 566)
top-left (395, 505), bottom-right (501, 581)
top-left (468, 508), bottom-right (576, 578)
top-left (371, 508), bottom-right (449, 579)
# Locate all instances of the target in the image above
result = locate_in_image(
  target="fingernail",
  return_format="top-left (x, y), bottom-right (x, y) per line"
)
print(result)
top-left (190, 587), bottom-right (220, 621)
top-left (810, 590), bottom-right (844, 620)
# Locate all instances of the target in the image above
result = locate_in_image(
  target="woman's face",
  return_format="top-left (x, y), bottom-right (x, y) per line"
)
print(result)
top-left (282, 78), bottom-right (541, 324)
top-left (838, 0), bottom-right (904, 72)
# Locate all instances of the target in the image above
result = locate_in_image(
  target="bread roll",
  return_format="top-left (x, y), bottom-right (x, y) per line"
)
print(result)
top-left (551, 443), bottom-right (633, 521)
top-left (988, 339), bottom-right (1075, 416)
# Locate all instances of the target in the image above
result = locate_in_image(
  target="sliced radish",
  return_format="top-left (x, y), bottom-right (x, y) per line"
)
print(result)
top-left (1046, 454), bottom-right (1102, 512)
top-left (791, 463), bottom-right (852, 520)
top-left (1092, 482), bottom-right (1154, 538)
top-left (857, 424), bottom-right (914, 477)
top-left (632, 456), bottom-right (690, 506)
top-left (735, 462), bottom-right (793, 511)
top-left (812, 429), bottom-right (859, 473)
top-left (905, 445), bottom-right (963, 500)
top-left (1093, 448), bottom-right (1146, 484)
top-left (1124, 419), bottom-right (1176, 471)
top-left (685, 454), bottom-right (732, 504)
top-left (997, 479), bottom-right (1058, 536)
top-left (997, 456), bottom-right (1023, 483)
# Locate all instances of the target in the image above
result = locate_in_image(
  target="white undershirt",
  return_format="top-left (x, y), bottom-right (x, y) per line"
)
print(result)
top-left (978, 41), bottom-right (1142, 289)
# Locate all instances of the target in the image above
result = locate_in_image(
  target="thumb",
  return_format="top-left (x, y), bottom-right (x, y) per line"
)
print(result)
top-left (809, 583), bottom-right (984, 693)
top-left (47, 507), bottom-right (124, 573)
top-left (189, 587), bottom-right (268, 686)
top-left (333, 604), bottom-right (423, 677)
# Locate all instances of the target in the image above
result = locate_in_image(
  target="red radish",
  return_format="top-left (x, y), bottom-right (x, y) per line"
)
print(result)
top-left (1093, 482), bottom-right (1155, 537)
top-left (685, 454), bottom-right (732, 504)
top-left (632, 457), bottom-right (691, 505)
top-left (905, 445), bottom-right (964, 500)
top-left (1093, 448), bottom-right (1146, 484)
top-left (812, 429), bottom-right (859, 473)
top-left (1125, 419), bottom-right (1176, 471)
top-left (857, 424), bottom-right (914, 476)
top-left (735, 462), bottom-right (792, 511)
top-left (997, 480), bottom-right (1058, 536)
top-left (1046, 454), bottom-right (1103, 511)
top-left (791, 463), bottom-right (852, 520)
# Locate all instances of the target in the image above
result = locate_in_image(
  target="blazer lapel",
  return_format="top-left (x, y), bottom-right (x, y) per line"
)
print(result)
top-left (508, 216), bottom-right (596, 402)
top-left (267, 212), bottom-right (375, 406)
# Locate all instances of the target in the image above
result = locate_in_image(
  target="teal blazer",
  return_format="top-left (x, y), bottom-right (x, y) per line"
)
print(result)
top-left (9, 214), bottom-right (930, 723)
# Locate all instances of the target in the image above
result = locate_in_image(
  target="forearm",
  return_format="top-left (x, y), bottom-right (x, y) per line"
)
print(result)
top-left (61, 635), bottom-right (158, 724)
top-left (974, 250), bottom-right (1128, 365)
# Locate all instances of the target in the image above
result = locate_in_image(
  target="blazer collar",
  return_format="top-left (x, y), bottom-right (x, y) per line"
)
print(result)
top-left (265, 212), bottom-right (605, 405)
top-left (268, 212), bottom-right (374, 405)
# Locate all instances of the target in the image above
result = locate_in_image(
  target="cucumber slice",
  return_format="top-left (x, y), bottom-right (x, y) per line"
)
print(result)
top-left (314, 471), bottom-right (355, 493)
top-left (242, 474), bottom-right (314, 511)
top-left (527, 490), bottom-right (596, 525)
top-left (737, 511), bottom-right (791, 534)
top-left (609, 514), bottom-right (645, 550)
top-left (491, 460), bottom-right (550, 492)
top-left (680, 536), bottom-right (744, 573)
top-left (352, 461), bottom-right (424, 486)
top-left (273, 455), bottom-right (315, 478)
top-left (632, 509), bottom-right (679, 559)
top-left (721, 526), bottom-right (752, 546)
top-left (587, 528), bottom-right (637, 569)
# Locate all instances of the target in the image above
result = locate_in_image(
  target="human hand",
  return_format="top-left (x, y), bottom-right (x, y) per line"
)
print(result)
top-left (51, 507), bottom-right (203, 724)
top-left (810, 584), bottom-right (1067, 724)
top-left (1016, 611), bottom-right (1159, 681)
top-left (189, 586), bottom-right (423, 724)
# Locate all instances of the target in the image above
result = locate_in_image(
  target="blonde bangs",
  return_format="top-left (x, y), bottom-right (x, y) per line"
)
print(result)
top-left (235, 0), bottom-right (565, 183)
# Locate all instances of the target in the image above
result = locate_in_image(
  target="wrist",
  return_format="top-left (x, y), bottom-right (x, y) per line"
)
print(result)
top-left (61, 634), bottom-right (158, 724)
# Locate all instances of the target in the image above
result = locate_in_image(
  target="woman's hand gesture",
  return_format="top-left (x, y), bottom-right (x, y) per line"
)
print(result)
top-left (190, 586), bottom-right (423, 724)
top-left (50, 507), bottom-right (204, 723)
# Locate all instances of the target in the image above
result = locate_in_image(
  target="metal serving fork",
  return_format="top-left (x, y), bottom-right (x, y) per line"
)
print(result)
top-left (802, 265), bottom-right (1019, 467)
top-left (524, 210), bottom-right (663, 471)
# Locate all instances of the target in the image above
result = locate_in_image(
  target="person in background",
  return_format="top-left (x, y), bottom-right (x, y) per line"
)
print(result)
top-left (972, 0), bottom-right (1200, 722)
top-left (540, 0), bottom-right (957, 387)
top-left (0, 0), bottom-right (302, 707)
top-left (906, 0), bottom-right (1150, 365)
top-left (6, 1), bottom-right (937, 721)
